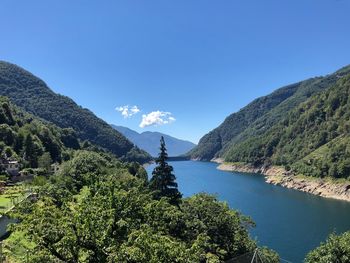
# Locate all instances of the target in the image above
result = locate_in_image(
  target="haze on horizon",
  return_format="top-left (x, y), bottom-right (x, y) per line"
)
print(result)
top-left (1, 0), bottom-right (350, 143)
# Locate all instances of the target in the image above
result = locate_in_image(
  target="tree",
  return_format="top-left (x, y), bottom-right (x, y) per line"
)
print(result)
top-left (38, 127), bottom-right (62, 162)
top-left (5, 150), bottom-right (279, 263)
top-left (38, 152), bottom-right (53, 172)
top-left (59, 150), bottom-right (109, 191)
top-left (4, 146), bottom-right (14, 158)
top-left (61, 128), bottom-right (80, 150)
top-left (150, 136), bottom-right (181, 204)
top-left (24, 134), bottom-right (38, 167)
top-left (305, 231), bottom-right (350, 262)
top-left (14, 132), bottom-right (24, 153)
top-left (0, 124), bottom-right (14, 145)
top-left (127, 162), bottom-right (148, 184)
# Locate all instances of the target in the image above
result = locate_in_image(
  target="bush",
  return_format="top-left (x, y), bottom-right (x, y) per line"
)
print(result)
top-left (305, 232), bottom-right (350, 263)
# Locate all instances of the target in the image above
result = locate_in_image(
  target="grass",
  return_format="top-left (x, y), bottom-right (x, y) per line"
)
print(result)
top-left (3, 230), bottom-right (36, 263)
top-left (0, 185), bottom-right (27, 214)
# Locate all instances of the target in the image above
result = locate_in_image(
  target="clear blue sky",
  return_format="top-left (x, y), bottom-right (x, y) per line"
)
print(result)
top-left (1, 0), bottom-right (350, 143)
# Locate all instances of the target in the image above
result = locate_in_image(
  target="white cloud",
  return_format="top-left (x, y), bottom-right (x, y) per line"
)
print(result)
top-left (116, 105), bottom-right (140, 118)
top-left (139, 111), bottom-right (176, 128)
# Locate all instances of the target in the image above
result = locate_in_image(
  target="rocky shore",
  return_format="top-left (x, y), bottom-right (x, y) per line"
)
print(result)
top-left (214, 159), bottom-right (350, 202)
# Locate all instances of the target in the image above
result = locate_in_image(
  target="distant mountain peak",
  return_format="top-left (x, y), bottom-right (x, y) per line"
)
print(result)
top-left (111, 125), bottom-right (196, 157)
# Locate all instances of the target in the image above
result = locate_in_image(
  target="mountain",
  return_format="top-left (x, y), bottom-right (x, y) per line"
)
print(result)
top-left (224, 74), bottom-right (350, 179)
top-left (188, 65), bottom-right (350, 161)
top-left (0, 96), bottom-right (80, 168)
top-left (112, 125), bottom-right (196, 157)
top-left (112, 126), bottom-right (141, 142)
top-left (189, 64), bottom-right (350, 179)
top-left (0, 61), bottom-right (151, 163)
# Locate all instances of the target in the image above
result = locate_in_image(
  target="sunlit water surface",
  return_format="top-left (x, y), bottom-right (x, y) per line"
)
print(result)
top-left (146, 161), bottom-right (350, 262)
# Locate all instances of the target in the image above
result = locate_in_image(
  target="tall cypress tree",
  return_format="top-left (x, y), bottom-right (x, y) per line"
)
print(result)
top-left (150, 136), bottom-right (181, 204)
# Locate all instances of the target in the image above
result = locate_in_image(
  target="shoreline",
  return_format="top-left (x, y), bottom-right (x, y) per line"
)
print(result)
top-left (212, 159), bottom-right (350, 202)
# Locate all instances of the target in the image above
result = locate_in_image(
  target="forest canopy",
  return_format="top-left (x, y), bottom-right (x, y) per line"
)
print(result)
top-left (5, 150), bottom-right (279, 263)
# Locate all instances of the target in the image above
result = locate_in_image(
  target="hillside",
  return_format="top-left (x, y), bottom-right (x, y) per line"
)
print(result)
top-left (0, 96), bottom-right (80, 169)
top-left (225, 74), bottom-right (350, 179)
top-left (189, 65), bottom-right (350, 161)
top-left (112, 125), bottom-right (196, 157)
top-left (0, 61), bottom-right (151, 163)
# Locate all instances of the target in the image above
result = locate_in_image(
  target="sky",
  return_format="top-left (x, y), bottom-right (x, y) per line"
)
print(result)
top-left (1, 0), bottom-right (350, 143)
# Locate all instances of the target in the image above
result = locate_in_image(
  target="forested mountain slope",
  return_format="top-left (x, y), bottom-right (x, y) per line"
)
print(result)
top-left (0, 61), bottom-right (151, 163)
top-left (189, 65), bottom-right (350, 161)
top-left (225, 74), bottom-right (350, 179)
top-left (0, 96), bottom-right (80, 168)
top-left (112, 125), bottom-right (196, 157)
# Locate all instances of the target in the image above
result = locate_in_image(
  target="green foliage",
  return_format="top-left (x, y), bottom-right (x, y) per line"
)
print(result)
top-left (37, 152), bottom-right (52, 172)
top-left (0, 61), bottom-right (151, 163)
top-left (61, 128), bottom-right (80, 150)
top-left (150, 137), bottom-right (182, 205)
top-left (181, 193), bottom-right (256, 258)
top-left (5, 151), bottom-right (277, 263)
top-left (0, 96), bottom-right (81, 169)
top-left (292, 135), bottom-right (350, 178)
top-left (225, 74), bottom-right (350, 179)
top-left (259, 247), bottom-right (280, 263)
top-left (3, 230), bottom-right (35, 262)
top-left (127, 161), bottom-right (148, 184)
top-left (189, 64), bottom-right (350, 166)
top-left (305, 232), bottom-right (350, 263)
top-left (112, 225), bottom-right (196, 263)
top-left (0, 174), bottom-right (9, 181)
top-left (31, 175), bottom-right (48, 187)
top-left (122, 146), bottom-right (153, 163)
top-left (58, 150), bottom-right (112, 191)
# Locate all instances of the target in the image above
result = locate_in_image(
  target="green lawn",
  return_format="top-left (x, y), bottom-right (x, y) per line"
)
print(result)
top-left (0, 185), bottom-right (27, 214)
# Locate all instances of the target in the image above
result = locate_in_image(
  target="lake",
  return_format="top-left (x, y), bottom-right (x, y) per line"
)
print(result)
top-left (146, 161), bottom-right (350, 263)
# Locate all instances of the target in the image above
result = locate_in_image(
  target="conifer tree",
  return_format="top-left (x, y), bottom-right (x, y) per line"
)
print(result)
top-left (24, 134), bottom-right (38, 167)
top-left (150, 136), bottom-right (181, 204)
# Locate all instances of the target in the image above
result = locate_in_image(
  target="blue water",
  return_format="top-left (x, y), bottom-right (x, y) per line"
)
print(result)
top-left (146, 161), bottom-right (350, 263)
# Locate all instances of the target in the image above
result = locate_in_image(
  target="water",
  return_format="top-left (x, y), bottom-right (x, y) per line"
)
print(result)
top-left (146, 161), bottom-right (350, 263)
top-left (0, 215), bottom-right (18, 240)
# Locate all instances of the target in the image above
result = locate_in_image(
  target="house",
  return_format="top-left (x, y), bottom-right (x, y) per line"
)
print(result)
top-left (51, 163), bottom-right (60, 174)
top-left (0, 158), bottom-right (20, 176)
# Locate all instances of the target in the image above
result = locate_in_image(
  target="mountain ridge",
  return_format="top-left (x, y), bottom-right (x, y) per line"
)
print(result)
top-left (112, 125), bottom-right (196, 157)
top-left (0, 61), bottom-right (151, 163)
top-left (188, 64), bottom-right (350, 162)
top-left (224, 73), bottom-right (350, 179)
